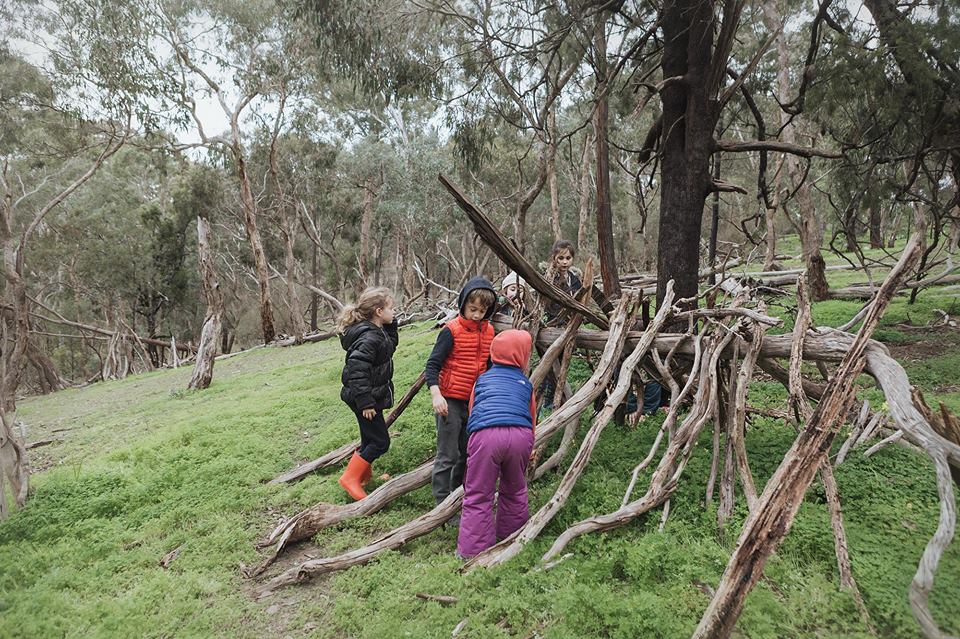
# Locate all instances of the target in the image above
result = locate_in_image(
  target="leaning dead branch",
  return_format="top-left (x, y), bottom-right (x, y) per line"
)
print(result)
top-left (437, 173), bottom-right (609, 329)
top-left (790, 276), bottom-right (873, 628)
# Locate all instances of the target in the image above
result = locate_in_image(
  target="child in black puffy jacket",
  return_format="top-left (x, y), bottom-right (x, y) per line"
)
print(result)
top-left (337, 286), bottom-right (399, 501)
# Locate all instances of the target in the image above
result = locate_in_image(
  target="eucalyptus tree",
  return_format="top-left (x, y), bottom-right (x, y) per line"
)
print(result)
top-left (0, 44), bottom-right (127, 517)
top-left (42, 0), bottom-right (314, 344)
top-left (858, 0), bottom-right (960, 303)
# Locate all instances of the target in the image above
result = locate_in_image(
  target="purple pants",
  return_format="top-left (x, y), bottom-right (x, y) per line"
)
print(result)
top-left (457, 426), bottom-right (535, 558)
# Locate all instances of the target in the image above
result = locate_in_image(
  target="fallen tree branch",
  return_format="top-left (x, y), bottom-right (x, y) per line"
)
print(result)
top-left (438, 173), bottom-right (609, 329)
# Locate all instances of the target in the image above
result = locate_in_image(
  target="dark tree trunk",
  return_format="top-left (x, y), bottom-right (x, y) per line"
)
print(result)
top-left (594, 17), bottom-right (620, 298)
top-left (310, 207), bottom-right (319, 332)
top-left (844, 207), bottom-right (859, 252)
top-left (577, 132), bottom-right (593, 255)
top-left (868, 192), bottom-right (883, 250)
top-left (657, 0), bottom-right (717, 309)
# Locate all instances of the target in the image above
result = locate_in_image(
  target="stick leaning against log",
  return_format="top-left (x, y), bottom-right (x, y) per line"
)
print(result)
top-left (437, 173), bottom-right (609, 330)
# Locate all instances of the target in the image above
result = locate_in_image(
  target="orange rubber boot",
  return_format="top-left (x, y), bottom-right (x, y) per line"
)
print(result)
top-left (360, 460), bottom-right (373, 486)
top-left (338, 452), bottom-right (370, 500)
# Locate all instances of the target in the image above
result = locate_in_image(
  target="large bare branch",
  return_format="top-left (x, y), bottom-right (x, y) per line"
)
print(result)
top-left (438, 173), bottom-right (609, 328)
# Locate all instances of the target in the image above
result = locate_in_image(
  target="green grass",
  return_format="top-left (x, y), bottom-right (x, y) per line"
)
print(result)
top-left (2, 282), bottom-right (960, 637)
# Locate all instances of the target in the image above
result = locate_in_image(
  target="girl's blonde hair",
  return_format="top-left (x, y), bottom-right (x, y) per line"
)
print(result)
top-left (337, 286), bottom-right (394, 333)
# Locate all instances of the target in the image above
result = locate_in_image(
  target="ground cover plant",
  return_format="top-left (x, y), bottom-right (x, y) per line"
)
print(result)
top-left (1, 259), bottom-right (959, 638)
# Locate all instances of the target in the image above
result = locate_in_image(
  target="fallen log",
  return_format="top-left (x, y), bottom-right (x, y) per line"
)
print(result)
top-left (25, 439), bottom-right (57, 450)
top-left (255, 490), bottom-right (464, 597)
top-left (493, 315), bottom-right (864, 366)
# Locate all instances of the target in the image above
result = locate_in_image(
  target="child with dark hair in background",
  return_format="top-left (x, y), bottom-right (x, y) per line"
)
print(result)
top-left (543, 240), bottom-right (582, 324)
top-left (539, 240), bottom-right (582, 413)
top-left (424, 277), bottom-right (498, 510)
top-left (336, 287), bottom-right (399, 501)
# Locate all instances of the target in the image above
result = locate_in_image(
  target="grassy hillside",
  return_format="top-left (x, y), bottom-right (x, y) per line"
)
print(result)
top-left (2, 275), bottom-right (960, 637)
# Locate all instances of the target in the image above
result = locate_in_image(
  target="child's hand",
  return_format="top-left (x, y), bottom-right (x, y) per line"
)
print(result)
top-left (429, 385), bottom-right (448, 417)
top-left (362, 408), bottom-right (377, 420)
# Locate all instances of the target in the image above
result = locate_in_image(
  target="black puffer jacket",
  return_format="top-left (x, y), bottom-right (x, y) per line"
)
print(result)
top-left (340, 319), bottom-right (399, 411)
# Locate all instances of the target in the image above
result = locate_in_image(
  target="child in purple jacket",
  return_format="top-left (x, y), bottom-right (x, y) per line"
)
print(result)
top-left (457, 329), bottom-right (537, 558)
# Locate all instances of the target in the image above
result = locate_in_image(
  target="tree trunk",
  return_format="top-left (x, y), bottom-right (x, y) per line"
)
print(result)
top-left (235, 150), bottom-right (276, 344)
top-left (763, 0), bottom-right (829, 300)
top-left (0, 281), bottom-right (29, 516)
top-left (577, 132), bottom-right (593, 254)
top-left (281, 215), bottom-right (308, 339)
top-left (548, 110), bottom-right (562, 242)
top-left (657, 0), bottom-right (717, 308)
top-left (187, 217), bottom-right (224, 391)
top-left (310, 210), bottom-right (319, 332)
top-left (843, 204), bottom-right (860, 253)
top-left (514, 143), bottom-right (554, 255)
top-left (709, 154), bottom-right (721, 285)
top-left (869, 190), bottom-right (883, 250)
top-left (764, 207), bottom-right (777, 269)
top-left (594, 17), bottom-right (620, 298)
top-left (0, 409), bottom-right (29, 518)
top-left (360, 180), bottom-right (375, 283)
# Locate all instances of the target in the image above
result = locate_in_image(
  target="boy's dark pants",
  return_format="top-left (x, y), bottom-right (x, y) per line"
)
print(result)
top-left (432, 398), bottom-right (469, 504)
top-left (355, 409), bottom-right (390, 463)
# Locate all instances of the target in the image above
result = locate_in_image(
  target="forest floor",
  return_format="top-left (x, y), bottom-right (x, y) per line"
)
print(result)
top-left (2, 244), bottom-right (960, 638)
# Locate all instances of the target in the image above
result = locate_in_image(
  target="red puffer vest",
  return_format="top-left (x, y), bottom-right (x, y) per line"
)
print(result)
top-left (439, 315), bottom-right (494, 400)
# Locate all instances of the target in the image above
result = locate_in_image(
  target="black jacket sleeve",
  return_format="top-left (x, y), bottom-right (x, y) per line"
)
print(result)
top-left (346, 333), bottom-right (379, 409)
top-left (424, 327), bottom-right (453, 388)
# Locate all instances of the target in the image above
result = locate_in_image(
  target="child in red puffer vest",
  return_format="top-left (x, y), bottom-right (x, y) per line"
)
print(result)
top-left (424, 276), bottom-right (497, 507)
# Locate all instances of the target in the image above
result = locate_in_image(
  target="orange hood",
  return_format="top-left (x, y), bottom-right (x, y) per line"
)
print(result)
top-left (490, 329), bottom-right (532, 370)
